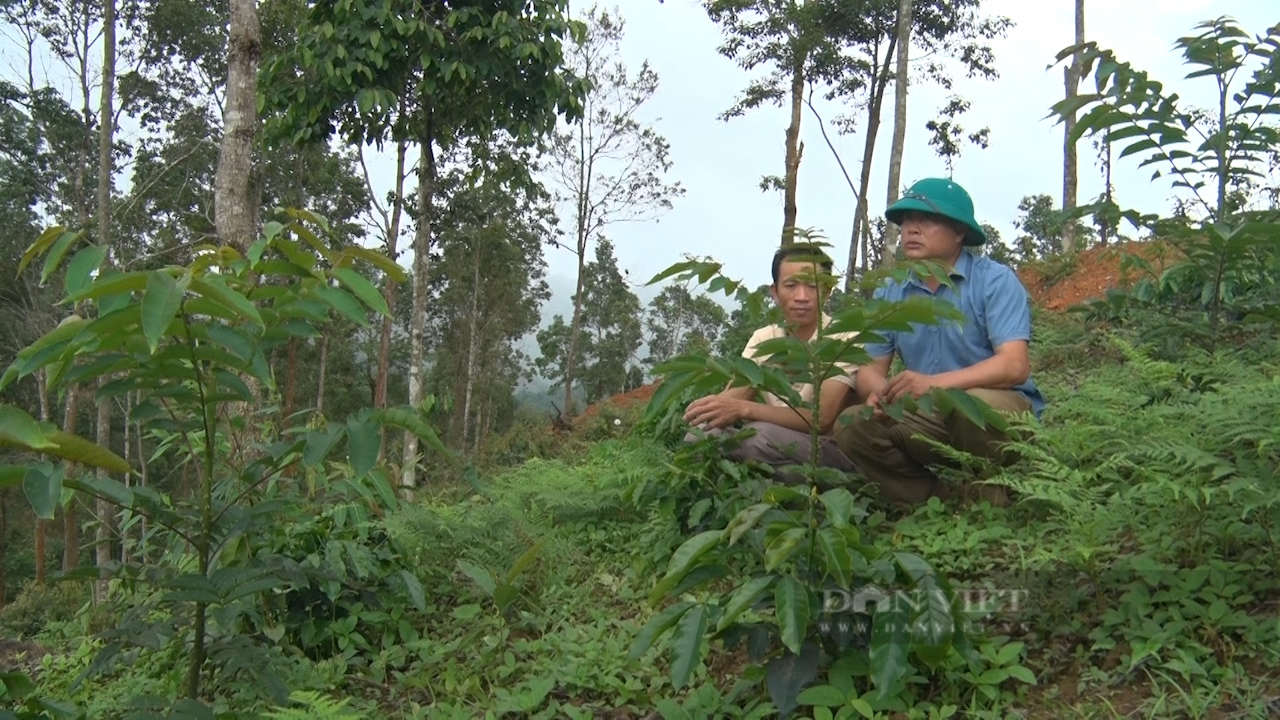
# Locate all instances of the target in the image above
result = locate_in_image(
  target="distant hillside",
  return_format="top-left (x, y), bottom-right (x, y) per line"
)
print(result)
top-left (514, 385), bottom-right (585, 415)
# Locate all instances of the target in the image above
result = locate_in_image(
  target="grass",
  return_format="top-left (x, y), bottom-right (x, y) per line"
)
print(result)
top-left (6, 312), bottom-right (1280, 718)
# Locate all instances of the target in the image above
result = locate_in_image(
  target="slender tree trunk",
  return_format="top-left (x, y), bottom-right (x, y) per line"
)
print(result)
top-left (844, 34), bottom-right (896, 289)
top-left (781, 50), bottom-right (807, 245)
top-left (374, 139), bottom-right (407, 410)
top-left (882, 0), bottom-right (914, 267)
top-left (136, 392), bottom-right (148, 548)
top-left (461, 249), bottom-right (481, 450)
top-left (316, 331), bottom-right (328, 416)
top-left (1100, 131), bottom-right (1112, 246)
top-left (1062, 0), bottom-right (1085, 253)
top-left (563, 109), bottom-right (595, 418)
top-left (62, 388), bottom-right (80, 572)
top-left (35, 368), bottom-right (49, 584)
top-left (93, 0), bottom-right (118, 601)
top-left (0, 491), bottom-right (6, 606)
top-left (563, 249), bottom-right (587, 416)
top-left (283, 338), bottom-right (297, 419)
top-left (214, 0), bottom-right (260, 254)
top-left (121, 391), bottom-right (131, 565)
top-left (402, 117), bottom-right (436, 489)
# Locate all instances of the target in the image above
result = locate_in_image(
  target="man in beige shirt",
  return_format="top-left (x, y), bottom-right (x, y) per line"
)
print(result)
top-left (682, 244), bottom-right (860, 481)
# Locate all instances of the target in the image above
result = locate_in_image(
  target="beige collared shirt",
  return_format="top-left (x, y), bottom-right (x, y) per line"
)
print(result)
top-left (741, 314), bottom-right (860, 408)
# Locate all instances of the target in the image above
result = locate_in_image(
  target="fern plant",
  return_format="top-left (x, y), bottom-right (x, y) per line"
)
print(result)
top-left (262, 690), bottom-right (363, 719)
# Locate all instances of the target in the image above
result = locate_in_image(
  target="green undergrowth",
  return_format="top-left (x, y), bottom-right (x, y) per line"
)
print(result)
top-left (9, 313), bottom-right (1280, 718)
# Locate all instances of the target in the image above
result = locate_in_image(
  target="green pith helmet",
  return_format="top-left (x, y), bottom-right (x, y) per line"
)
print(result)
top-left (885, 177), bottom-right (987, 246)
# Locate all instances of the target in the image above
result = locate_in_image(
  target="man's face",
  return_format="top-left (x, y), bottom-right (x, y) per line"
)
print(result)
top-left (770, 259), bottom-right (830, 327)
top-left (898, 210), bottom-right (965, 261)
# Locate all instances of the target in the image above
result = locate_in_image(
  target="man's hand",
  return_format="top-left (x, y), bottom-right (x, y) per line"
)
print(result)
top-left (684, 394), bottom-right (751, 431)
top-left (884, 370), bottom-right (939, 403)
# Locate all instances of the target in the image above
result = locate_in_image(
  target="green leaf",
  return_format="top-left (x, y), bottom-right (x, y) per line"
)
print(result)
top-left (19, 225), bottom-right (69, 277)
top-left (341, 245), bottom-right (408, 282)
top-left (775, 577), bottom-right (810, 655)
top-left (797, 684), bottom-right (846, 706)
top-left (71, 474), bottom-right (134, 508)
top-left (503, 540), bottom-right (545, 587)
top-left (399, 569), bottom-right (426, 612)
top-left (766, 641), bottom-right (820, 718)
top-left (818, 527), bottom-right (853, 590)
top-left (41, 429), bottom-right (132, 474)
top-left (302, 426), bottom-right (343, 468)
top-left (0, 671), bottom-right (37, 700)
top-left (23, 464), bottom-right (63, 520)
top-left (189, 276), bottom-right (263, 327)
top-left (315, 284), bottom-right (369, 326)
top-left (715, 576), bottom-right (773, 633)
top-left (63, 243), bottom-right (108, 297)
top-left (628, 601), bottom-right (693, 661)
top-left (332, 267), bottom-right (390, 316)
top-left (141, 272), bottom-right (187, 353)
top-left (819, 488), bottom-right (856, 528)
top-left (346, 415), bottom-right (380, 476)
top-left (765, 527), bottom-right (806, 571)
top-left (668, 604), bottom-right (708, 690)
top-left (1007, 665), bottom-right (1038, 685)
top-left (456, 559), bottom-right (496, 596)
top-left (725, 502), bottom-right (771, 545)
top-left (66, 268), bottom-right (147, 304)
top-left (204, 324), bottom-right (255, 362)
top-left (375, 407), bottom-right (448, 458)
top-left (40, 230), bottom-right (83, 285)
top-left (493, 583), bottom-right (519, 613)
top-left (0, 404), bottom-right (57, 450)
top-left (649, 530), bottom-right (723, 606)
top-left (869, 593), bottom-right (912, 698)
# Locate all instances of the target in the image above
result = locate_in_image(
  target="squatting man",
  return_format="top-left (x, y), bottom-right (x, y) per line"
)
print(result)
top-left (682, 177), bottom-right (1045, 504)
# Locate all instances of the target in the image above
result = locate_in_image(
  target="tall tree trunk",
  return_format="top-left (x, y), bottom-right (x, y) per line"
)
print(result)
top-left (93, 0), bottom-right (117, 602)
top-left (0, 490), bottom-right (6, 606)
top-left (374, 139), bottom-right (407, 410)
top-left (214, 0), bottom-right (260, 254)
top-left (1062, 0), bottom-right (1085, 253)
top-left (882, 0), bottom-right (914, 267)
top-left (1100, 131), bottom-right (1111, 246)
top-left (461, 249), bottom-right (481, 451)
top-left (402, 118), bottom-right (436, 489)
top-left (316, 331), bottom-right (328, 416)
top-left (562, 109), bottom-right (596, 418)
top-left (35, 368), bottom-right (49, 584)
top-left (121, 390), bottom-right (131, 565)
top-left (563, 250), bottom-right (586, 416)
top-left (283, 339), bottom-right (297, 419)
top-left (136, 391), bottom-right (148, 548)
top-left (781, 49), bottom-right (807, 245)
top-left (62, 388), bottom-right (80, 572)
top-left (844, 33), bottom-right (897, 290)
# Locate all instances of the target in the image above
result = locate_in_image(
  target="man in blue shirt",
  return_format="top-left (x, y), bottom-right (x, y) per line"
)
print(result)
top-left (837, 177), bottom-right (1045, 505)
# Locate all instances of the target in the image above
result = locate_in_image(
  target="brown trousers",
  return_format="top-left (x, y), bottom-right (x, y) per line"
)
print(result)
top-left (684, 421), bottom-right (855, 483)
top-left (834, 389), bottom-right (1031, 505)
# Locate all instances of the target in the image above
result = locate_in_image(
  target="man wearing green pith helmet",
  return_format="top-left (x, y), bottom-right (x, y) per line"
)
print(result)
top-left (837, 178), bottom-right (1045, 506)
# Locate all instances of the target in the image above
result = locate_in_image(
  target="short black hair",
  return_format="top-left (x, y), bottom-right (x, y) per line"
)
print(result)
top-left (771, 243), bottom-right (834, 285)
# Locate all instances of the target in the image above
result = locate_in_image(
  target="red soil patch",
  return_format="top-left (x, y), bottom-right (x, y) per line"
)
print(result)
top-left (1017, 240), bottom-right (1178, 311)
top-left (576, 382), bottom-right (659, 424)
